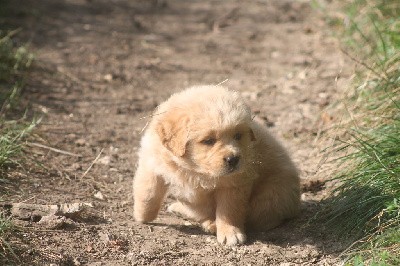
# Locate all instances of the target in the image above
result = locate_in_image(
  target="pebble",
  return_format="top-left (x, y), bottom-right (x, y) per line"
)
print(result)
top-left (75, 138), bottom-right (86, 146)
top-left (94, 191), bottom-right (106, 200)
top-left (98, 155), bottom-right (111, 165)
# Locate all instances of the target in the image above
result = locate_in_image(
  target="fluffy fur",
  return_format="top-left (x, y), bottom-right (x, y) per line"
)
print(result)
top-left (133, 85), bottom-right (300, 245)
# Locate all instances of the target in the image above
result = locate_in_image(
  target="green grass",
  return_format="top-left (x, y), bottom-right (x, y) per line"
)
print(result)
top-left (0, 214), bottom-right (13, 260)
top-left (322, 0), bottom-right (400, 264)
top-left (0, 29), bottom-right (34, 171)
top-left (0, 29), bottom-right (34, 259)
top-left (0, 120), bottom-right (36, 172)
top-left (0, 29), bottom-right (33, 111)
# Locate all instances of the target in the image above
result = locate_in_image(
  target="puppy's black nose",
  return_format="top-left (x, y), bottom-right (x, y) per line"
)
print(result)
top-left (224, 155), bottom-right (240, 168)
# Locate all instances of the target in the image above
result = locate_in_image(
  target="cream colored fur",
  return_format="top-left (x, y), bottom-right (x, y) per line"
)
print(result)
top-left (133, 85), bottom-right (300, 245)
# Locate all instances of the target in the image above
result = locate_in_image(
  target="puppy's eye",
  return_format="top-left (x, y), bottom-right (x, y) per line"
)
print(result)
top-left (233, 133), bottom-right (242, 141)
top-left (201, 137), bottom-right (216, 146)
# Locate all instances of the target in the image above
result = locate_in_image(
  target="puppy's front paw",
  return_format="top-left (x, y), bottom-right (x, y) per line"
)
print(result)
top-left (217, 225), bottom-right (246, 246)
top-left (134, 208), bottom-right (155, 223)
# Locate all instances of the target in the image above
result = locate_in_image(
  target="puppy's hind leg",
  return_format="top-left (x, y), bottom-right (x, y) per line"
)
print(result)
top-left (247, 176), bottom-right (300, 231)
top-left (167, 201), bottom-right (192, 218)
top-left (168, 200), bottom-right (216, 234)
top-left (133, 165), bottom-right (168, 223)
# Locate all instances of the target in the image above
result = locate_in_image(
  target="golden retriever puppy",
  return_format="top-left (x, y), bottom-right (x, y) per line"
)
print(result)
top-left (133, 85), bottom-right (300, 245)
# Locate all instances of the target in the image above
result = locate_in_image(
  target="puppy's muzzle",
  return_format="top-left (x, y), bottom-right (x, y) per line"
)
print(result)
top-left (224, 155), bottom-right (240, 172)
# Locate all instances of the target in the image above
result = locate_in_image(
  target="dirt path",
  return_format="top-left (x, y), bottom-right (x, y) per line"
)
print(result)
top-left (3, 0), bottom-right (351, 265)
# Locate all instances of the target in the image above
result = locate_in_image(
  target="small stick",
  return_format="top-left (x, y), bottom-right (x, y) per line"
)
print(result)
top-left (139, 111), bottom-right (166, 120)
top-left (138, 111), bottom-right (167, 133)
top-left (27, 142), bottom-right (82, 157)
top-left (57, 66), bottom-right (83, 85)
top-left (215, 79), bottom-right (229, 86)
top-left (81, 148), bottom-right (104, 179)
top-left (140, 120), bottom-right (150, 134)
top-left (340, 48), bottom-right (387, 80)
top-left (19, 196), bottom-right (36, 203)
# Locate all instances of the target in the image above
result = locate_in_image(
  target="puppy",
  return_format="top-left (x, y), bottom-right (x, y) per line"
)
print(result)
top-left (133, 85), bottom-right (300, 245)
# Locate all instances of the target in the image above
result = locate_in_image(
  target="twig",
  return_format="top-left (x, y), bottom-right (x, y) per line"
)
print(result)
top-left (139, 111), bottom-right (166, 120)
top-left (140, 120), bottom-right (150, 134)
top-left (340, 48), bottom-right (388, 81)
top-left (81, 148), bottom-right (104, 179)
top-left (0, 28), bottom-right (22, 41)
top-left (56, 66), bottom-right (83, 85)
top-left (19, 196), bottom-right (36, 203)
top-left (215, 79), bottom-right (229, 86)
top-left (27, 142), bottom-right (82, 157)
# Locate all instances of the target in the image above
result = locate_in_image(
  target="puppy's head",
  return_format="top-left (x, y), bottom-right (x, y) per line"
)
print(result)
top-left (155, 86), bottom-right (256, 178)
top-left (186, 122), bottom-right (256, 177)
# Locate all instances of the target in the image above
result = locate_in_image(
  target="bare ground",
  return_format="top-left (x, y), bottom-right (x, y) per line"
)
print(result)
top-left (1, 0), bottom-right (353, 265)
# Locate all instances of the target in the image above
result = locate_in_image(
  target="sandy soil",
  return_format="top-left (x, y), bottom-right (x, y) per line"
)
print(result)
top-left (1, 0), bottom-right (353, 265)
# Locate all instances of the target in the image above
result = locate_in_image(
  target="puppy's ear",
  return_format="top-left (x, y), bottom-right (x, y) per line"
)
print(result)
top-left (249, 128), bottom-right (256, 141)
top-left (156, 111), bottom-right (189, 157)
